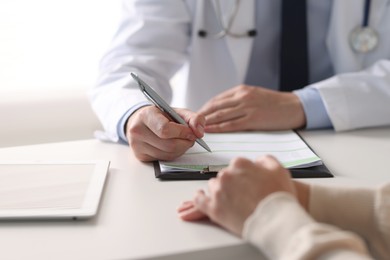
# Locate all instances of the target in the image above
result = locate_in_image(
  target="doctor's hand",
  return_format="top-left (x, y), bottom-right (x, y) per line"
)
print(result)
top-left (177, 156), bottom-right (304, 236)
top-left (198, 85), bottom-right (306, 133)
top-left (125, 106), bottom-right (206, 161)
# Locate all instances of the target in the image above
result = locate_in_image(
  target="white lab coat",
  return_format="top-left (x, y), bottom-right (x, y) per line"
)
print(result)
top-left (90, 0), bottom-right (390, 140)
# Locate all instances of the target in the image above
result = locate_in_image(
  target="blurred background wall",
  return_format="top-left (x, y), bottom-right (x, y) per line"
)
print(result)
top-left (0, 0), bottom-right (121, 147)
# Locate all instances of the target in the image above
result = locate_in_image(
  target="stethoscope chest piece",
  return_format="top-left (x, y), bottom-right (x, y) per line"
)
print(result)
top-left (349, 26), bottom-right (379, 53)
top-left (349, 0), bottom-right (379, 53)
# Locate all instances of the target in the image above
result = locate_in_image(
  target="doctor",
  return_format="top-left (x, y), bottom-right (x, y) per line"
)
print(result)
top-left (90, 0), bottom-right (390, 161)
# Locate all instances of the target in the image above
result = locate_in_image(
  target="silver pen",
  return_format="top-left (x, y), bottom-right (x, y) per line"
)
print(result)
top-left (131, 72), bottom-right (212, 153)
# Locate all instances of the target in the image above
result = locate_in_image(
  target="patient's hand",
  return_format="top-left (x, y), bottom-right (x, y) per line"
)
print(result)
top-left (177, 155), bottom-right (298, 236)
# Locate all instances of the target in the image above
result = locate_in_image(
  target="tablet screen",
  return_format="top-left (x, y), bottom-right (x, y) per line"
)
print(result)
top-left (0, 161), bottom-right (109, 219)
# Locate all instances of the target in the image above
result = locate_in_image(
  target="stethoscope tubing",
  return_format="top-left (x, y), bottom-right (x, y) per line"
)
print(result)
top-left (198, 0), bottom-right (256, 39)
top-left (363, 0), bottom-right (371, 27)
top-left (198, 0), bottom-right (378, 53)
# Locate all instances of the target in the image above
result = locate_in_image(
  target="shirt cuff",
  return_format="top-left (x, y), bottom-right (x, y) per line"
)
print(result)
top-left (293, 87), bottom-right (333, 129)
top-left (117, 101), bottom-right (151, 143)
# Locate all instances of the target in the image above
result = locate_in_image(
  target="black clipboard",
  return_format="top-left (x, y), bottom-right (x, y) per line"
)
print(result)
top-left (154, 161), bottom-right (332, 180)
top-left (153, 131), bottom-right (333, 180)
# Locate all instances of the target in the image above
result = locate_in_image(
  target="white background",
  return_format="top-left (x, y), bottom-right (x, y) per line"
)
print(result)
top-left (0, 0), bottom-right (122, 147)
top-left (0, 0), bottom-right (121, 95)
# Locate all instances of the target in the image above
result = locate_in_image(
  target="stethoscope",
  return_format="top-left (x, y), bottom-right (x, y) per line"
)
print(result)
top-left (198, 0), bottom-right (379, 53)
top-left (350, 0), bottom-right (379, 53)
top-left (197, 0), bottom-right (257, 39)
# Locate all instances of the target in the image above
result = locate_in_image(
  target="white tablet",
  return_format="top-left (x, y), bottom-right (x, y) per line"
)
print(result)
top-left (0, 160), bottom-right (110, 220)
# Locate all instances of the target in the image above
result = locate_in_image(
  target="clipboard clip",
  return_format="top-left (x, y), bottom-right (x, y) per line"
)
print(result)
top-left (200, 165), bottom-right (226, 174)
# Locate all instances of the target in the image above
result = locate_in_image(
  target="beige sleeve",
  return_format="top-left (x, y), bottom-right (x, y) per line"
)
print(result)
top-left (309, 183), bottom-right (390, 259)
top-left (242, 192), bottom-right (371, 260)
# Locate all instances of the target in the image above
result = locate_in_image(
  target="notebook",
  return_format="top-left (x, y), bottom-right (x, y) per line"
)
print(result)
top-left (155, 131), bottom-right (332, 180)
top-left (0, 160), bottom-right (110, 220)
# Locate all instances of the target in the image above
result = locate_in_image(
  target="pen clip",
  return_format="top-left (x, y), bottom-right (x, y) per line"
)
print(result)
top-left (143, 90), bottom-right (162, 110)
top-left (200, 165), bottom-right (225, 174)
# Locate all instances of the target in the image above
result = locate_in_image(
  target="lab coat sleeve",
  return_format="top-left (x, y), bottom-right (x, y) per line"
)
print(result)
top-left (307, 59), bottom-right (390, 131)
top-left (242, 192), bottom-right (371, 260)
top-left (309, 183), bottom-right (390, 259)
top-left (88, 0), bottom-right (191, 142)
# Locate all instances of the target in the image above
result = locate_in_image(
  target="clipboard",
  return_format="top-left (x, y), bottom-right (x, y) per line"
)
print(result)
top-left (153, 131), bottom-right (333, 180)
top-left (153, 161), bottom-right (332, 180)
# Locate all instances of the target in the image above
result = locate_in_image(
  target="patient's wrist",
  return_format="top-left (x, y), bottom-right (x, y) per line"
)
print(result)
top-left (293, 180), bottom-right (310, 211)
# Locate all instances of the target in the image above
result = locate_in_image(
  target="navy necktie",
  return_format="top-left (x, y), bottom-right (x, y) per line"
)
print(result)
top-left (279, 0), bottom-right (309, 91)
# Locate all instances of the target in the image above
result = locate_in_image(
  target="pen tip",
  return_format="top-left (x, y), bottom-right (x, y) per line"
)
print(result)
top-left (203, 144), bottom-right (212, 153)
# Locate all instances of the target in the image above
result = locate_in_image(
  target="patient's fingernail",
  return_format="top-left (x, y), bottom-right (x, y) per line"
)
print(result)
top-left (197, 125), bottom-right (204, 133)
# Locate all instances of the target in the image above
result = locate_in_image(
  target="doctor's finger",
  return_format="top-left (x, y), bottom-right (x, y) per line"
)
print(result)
top-left (211, 85), bottom-right (241, 100)
top-left (144, 111), bottom-right (197, 141)
top-left (207, 84), bottom-right (259, 103)
top-left (128, 106), bottom-right (184, 139)
top-left (128, 125), bottom-right (193, 160)
top-left (128, 113), bottom-right (195, 145)
top-left (199, 96), bottom-right (240, 116)
top-left (204, 106), bottom-right (246, 126)
top-left (146, 136), bottom-right (194, 158)
top-left (176, 108), bottom-right (206, 138)
top-left (133, 138), bottom-right (193, 161)
top-left (205, 116), bottom-right (251, 133)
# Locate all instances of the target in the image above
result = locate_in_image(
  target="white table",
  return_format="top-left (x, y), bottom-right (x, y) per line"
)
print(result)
top-left (0, 127), bottom-right (389, 259)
